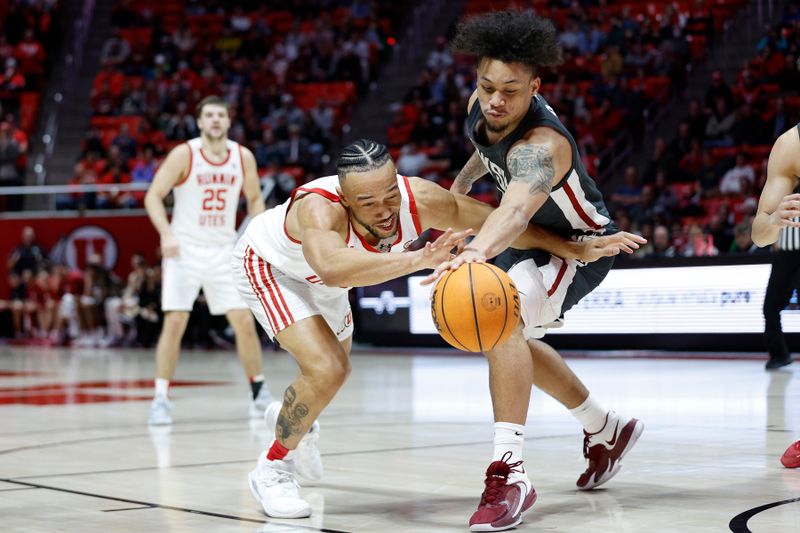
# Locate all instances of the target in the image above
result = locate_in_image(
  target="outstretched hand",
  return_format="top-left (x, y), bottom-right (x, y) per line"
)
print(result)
top-left (418, 228), bottom-right (473, 270)
top-left (420, 245), bottom-right (486, 286)
top-left (579, 231), bottom-right (647, 263)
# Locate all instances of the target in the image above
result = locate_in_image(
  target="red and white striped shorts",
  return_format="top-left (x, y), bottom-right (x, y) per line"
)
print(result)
top-left (231, 241), bottom-right (353, 341)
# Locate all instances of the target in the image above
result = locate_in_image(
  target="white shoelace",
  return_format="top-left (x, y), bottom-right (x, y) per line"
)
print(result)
top-left (259, 467), bottom-right (300, 497)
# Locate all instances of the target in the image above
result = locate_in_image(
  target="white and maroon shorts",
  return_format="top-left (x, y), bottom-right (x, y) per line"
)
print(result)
top-left (162, 240), bottom-right (247, 315)
top-left (495, 248), bottom-right (614, 339)
top-left (231, 240), bottom-right (353, 341)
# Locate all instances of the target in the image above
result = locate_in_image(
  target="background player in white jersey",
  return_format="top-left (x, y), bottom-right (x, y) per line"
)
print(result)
top-left (751, 123), bottom-right (800, 469)
top-left (233, 139), bottom-right (644, 519)
top-left (144, 95), bottom-right (272, 425)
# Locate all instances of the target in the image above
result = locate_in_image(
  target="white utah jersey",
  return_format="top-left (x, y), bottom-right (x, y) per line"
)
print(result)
top-left (242, 174), bottom-right (423, 298)
top-left (171, 137), bottom-right (245, 246)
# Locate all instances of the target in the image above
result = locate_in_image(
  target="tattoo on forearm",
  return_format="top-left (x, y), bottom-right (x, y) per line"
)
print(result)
top-left (454, 151), bottom-right (487, 188)
top-left (276, 385), bottom-right (311, 440)
top-left (507, 144), bottom-right (555, 196)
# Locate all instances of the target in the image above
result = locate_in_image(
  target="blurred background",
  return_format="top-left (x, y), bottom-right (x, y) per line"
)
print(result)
top-left (0, 0), bottom-right (797, 353)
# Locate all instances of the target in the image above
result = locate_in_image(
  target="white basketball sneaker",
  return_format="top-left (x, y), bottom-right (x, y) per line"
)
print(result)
top-left (148, 395), bottom-right (172, 426)
top-left (264, 401), bottom-right (323, 482)
top-left (249, 385), bottom-right (274, 419)
top-left (248, 456), bottom-right (311, 518)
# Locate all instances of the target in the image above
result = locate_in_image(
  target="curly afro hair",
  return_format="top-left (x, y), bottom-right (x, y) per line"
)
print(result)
top-left (451, 10), bottom-right (563, 73)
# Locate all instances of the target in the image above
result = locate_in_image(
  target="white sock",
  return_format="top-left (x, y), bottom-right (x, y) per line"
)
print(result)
top-left (155, 378), bottom-right (169, 398)
top-left (493, 422), bottom-right (525, 463)
top-left (569, 395), bottom-right (613, 434)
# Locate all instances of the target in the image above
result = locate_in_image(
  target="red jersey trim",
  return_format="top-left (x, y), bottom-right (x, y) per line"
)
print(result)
top-left (547, 259), bottom-right (569, 297)
top-left (401, 175), bottom-right (422, 235)
top-left (351, 217), bottom-right (403, 252)
top-left (199, 146), bottom-right (232, 166)
top-left (562, 182), bottom-right (602, 230)
top-left (283, 187), bottom-right (344, 245)
top-left (174, 143), bottom-right (192, 187)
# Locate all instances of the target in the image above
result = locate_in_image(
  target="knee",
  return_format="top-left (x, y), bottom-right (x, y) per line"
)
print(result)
top-left (304, 353), bottom-right (350, 392)
top-left (228, 311), bottom-right (256, 338)
top-left (162, 313), bottom-right (188, 338)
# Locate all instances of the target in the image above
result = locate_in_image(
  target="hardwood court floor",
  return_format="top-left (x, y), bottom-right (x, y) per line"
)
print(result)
top-left (1, 345), bottom-right (799, 533)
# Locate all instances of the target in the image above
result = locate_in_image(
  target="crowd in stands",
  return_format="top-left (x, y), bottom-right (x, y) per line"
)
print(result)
top-left (1, 226), bottom-right (163, 346)
top-left (0, 225), bottom-right (252, 347)
top-left (64, 0), bottom-right (408, 210)
top-left (0, 0), bottom-right (60, 211)
top-left (611, 0), bottom-right (800, 259)
top-left (388, 0), bottom-right (735, 196)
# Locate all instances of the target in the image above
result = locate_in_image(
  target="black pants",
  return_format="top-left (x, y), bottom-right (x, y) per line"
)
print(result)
top-left (763, 251), bottom-right (800, 359)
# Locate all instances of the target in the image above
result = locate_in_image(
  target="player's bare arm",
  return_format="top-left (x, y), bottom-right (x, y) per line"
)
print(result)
top-left (412, 176), bottom-right (641, 261)
top-left (752, 128), bottom-right (800, 247)
top-left (240, 147), bottom-right (265, 217)
top-left (451, 91), bottom-right (487, 194)
top-left (144, 144), bottom-right (191, 258)
top-left (465, 129), bottom-right (571, 261)
top-left (296, 195), bottom-right (469, 288)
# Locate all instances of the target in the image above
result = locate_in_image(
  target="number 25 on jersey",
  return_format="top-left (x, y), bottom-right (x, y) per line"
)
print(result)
top-left (202, 188), bottom-right (227, 211)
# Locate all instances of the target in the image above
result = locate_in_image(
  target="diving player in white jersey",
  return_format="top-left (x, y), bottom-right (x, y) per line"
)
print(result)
top-left (144, 95), bottom-right (273, 425)
top-left (234, 139), bottom-right (645, 519)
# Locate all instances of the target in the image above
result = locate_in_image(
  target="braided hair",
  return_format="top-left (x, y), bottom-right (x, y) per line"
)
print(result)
top-left (337, 139), bottom-right (392, 181)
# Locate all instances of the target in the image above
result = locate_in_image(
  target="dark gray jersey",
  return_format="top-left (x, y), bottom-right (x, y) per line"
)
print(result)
top-left (466, 94), bottom-right (614, 238)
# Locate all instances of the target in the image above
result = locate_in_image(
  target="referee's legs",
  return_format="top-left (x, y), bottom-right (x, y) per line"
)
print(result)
top-left (763, 252), bottom-right (800, 369)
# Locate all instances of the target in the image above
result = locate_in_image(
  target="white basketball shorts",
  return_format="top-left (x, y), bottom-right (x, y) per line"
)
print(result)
top-left (161, 240), bottom-right (247, 315)
top-left (231, 240), bottom-right (354, 341)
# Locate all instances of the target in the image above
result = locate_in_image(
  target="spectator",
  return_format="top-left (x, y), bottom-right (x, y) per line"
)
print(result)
top-left (111, 123), bottom-right (138, 161)
top-left (646, 224), bottom-right (676, 258)
top-left (14, 29), bottom-right (45, 80)
top-left (0, 58), bottom-right (26, 92)
top-left (97, 163), bottom-right (134, 209)
top-left (280, 123), bottom-right (321, 170)
top-left (682, 223), bottom-right (718, 257)
top-left (57, 162), bottom-right (98, 210)
top-left (705, 98), bottom-right (736, 147)
top-left (696, 149), bottom-right (724, 197)
top-left (704, 70), bottom-right (734, 111)
top-left (719, 153), bottom-right (755, 195)
top-left (731, 104), bottom-right (767, 146)
top-left (427, 37), bottom-right (454, 70)
top-left (729, 221), bottom-right (761, 254)
top-left (611, 165), bottom-right (643, 208)
top-left (686, 99), bottom-right (707, 141)
top-left (766, 97), bottom-right (794, 142)
top-left (164, 103), bottom-right (198, 140)
top-left (100, 29), bottom-right (131, 68)
top-left (0, 121), bottom-right (21, 210)
top-left (309, 99), bottom-right (335, 139)
top-left (7, 226), bottom-right (47, 276)
top-left (396, 142), bottom-right (429, 177)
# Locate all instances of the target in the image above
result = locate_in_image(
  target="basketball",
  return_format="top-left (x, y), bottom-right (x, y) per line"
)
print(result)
top-left (430, 263), bottom-right (521, 352)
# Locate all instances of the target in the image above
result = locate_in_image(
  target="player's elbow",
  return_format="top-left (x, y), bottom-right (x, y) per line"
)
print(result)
top-left (315, 265), bottom-right (345, 288)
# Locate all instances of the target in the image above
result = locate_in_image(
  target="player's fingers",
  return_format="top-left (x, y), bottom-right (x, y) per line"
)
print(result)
top-left (622, 237), bottom-right (640, 249)
top-left (618, 244), bottom-right (634, 254)
top-left (623, 232), bottom-right (647, 244)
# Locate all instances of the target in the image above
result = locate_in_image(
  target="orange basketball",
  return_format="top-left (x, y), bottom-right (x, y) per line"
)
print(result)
top-left (430, 263), bottom-right (521, 352)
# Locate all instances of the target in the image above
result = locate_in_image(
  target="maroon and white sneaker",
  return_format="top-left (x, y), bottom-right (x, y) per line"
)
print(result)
top-left (469, 452), bottom-right (537, 532)
top-left (577, 413), bottom-right (644, 490)
top-left (781, 440), bottom-right (800, 469)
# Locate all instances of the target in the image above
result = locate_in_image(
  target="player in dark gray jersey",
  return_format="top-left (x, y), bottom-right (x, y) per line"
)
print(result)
top-left (752, 123), bottom-right (800, 468)
top-left (423, 11), bottom-right (645, 531)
